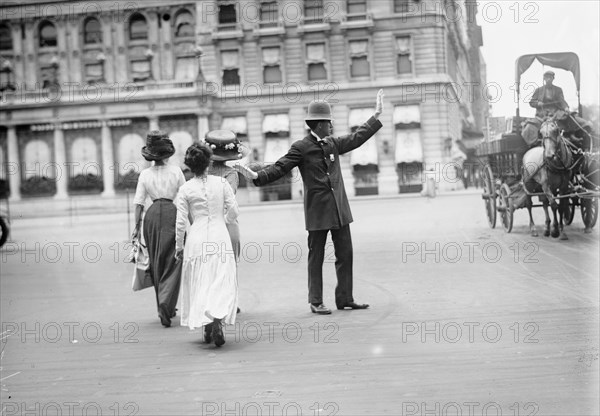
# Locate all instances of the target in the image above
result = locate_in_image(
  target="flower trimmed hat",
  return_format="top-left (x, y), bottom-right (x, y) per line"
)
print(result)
top-left (203, 129), bottom-right (250, 162)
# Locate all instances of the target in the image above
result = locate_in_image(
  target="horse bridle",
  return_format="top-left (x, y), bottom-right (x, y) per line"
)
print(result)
top-left (541, 120), bottom-right (572, 172)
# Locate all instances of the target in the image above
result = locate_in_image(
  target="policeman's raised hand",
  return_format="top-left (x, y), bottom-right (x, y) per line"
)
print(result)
top-left (374, 89), bottom-right (384, 119)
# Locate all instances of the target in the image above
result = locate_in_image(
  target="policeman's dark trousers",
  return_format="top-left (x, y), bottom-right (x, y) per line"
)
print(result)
top-left (307, 224), bottom-right (354, 306)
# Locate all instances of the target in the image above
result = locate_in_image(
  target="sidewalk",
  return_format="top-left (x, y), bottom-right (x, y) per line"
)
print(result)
top-left (3, 188), bottom-right (482, 220)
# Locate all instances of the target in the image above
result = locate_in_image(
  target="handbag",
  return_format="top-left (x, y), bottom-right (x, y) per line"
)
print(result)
top-left (131, 236), bottom-right (153, 291)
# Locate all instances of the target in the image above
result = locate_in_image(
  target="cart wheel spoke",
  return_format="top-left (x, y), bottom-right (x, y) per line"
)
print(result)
top-left (499, 183), bottom-right (514, 233)
top-left (482, 165), bottom-right (497, 229)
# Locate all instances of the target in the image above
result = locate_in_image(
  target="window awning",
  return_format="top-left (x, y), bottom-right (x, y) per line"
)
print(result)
top-left (393, 105), bottom-right (420, 128)
top-left (263, 138), bottom-right (289, 163)
top-left (348, 108), bottom-right (378, 166)
top-left (221, 50), bottom-right (239, 69)
top-left (307, 43), bottom-right (325, 62)
top-left (262, 114), bottom-right (289, 133)
top-left (262, 47), bottom-right (280, 65)
top-left (395, 129), bottom-right (423, 164)
top-left (350, 137), bottom-right (378, 166)
top-left (221, 116), bottom-right (247, 134)
top-left (348, 108), bottom-right (372, 128)
top-left (349, 40), bottom-right (368, 56)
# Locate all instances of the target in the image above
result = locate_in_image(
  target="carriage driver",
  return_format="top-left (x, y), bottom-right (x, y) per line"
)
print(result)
top-left (529, 70), bottom-right (568, 117)
top-left (529, 70), bottom-right (595, 150)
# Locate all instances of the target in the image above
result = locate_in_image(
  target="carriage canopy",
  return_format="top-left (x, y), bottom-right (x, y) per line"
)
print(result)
top-left (515, 52), bottom-right (580, 90)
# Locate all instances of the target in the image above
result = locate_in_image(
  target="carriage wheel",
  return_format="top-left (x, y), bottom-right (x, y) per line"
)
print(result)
top-left (581, 198), bottom-right (598, 229)
top-left (482, 165), bottom-right (497, 228)
top-left (499, 183), bottom-right (514, 233)
top-left (564, 197), bottom-right (576, 226)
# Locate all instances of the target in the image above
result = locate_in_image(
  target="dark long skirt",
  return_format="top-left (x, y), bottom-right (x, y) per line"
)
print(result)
top-left (143, 199), bottom-right (182, 320)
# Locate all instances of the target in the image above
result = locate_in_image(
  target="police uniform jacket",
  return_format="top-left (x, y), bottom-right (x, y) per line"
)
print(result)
top-left (253, 116), bottom-right (382, 231)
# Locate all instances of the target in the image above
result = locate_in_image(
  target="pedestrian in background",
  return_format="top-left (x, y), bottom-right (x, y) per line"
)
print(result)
top-left (175, 143), bottom-right (239, 347)
top-left (132, 130), bottom-right (185, 327)
top-left (236, 90), bottom-right (384, 315)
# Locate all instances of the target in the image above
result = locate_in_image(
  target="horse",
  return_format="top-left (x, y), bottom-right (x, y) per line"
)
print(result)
top-left (521, 117), bottom-right (573, 239)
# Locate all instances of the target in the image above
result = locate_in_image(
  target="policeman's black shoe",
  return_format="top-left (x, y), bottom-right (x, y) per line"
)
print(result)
top-left (336, 301), bottom-right (369, 310)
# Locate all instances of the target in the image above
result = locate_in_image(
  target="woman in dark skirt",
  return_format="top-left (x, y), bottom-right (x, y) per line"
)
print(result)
top-left (132, 130), bottom-right (186, 327)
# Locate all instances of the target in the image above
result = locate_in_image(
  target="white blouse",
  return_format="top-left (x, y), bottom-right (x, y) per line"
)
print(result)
top-left (174, 175), bottom-right (239, 252)
top-left (133, 164), bottom-right (186, 206)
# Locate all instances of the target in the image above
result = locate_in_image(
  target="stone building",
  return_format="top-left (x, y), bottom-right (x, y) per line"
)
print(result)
top-left (0, 0), bottom-right (487, 203)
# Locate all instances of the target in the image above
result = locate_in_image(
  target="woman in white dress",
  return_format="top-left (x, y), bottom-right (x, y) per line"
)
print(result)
top-left (205, 130), bottom-right (251, 315)
top-left (174, 143), bottom-right (239, 347)
top-left (132, 130), bottom-right (185, 327)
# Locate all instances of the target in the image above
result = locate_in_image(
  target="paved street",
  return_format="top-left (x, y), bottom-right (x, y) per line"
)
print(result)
top-left (1, 193), bottom-right (598, 415)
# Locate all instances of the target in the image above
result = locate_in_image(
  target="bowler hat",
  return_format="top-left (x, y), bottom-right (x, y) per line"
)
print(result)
top-left (305, 100), bottom-right (333, 121)
top-left (204, 129), bottom-right (250, 162)
top-left (141, 130), bottom-right (175, 161)
top-left (543, 70), bottom-right (555, 77)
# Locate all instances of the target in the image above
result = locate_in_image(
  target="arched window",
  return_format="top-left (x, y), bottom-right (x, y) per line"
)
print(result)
top-left (129, 13), bottom-right (148, 41)
top-left (83, 17), bottom-right (102, 44)
top-left (39, 21), bottom-right (57, 47)
top-left (174, 10), bottom-right (194, 37)
top-left (0, 24), bottom-right (12, 50)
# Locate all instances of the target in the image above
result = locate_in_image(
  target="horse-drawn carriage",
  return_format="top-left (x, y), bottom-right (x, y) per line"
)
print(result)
top-left (477, 52), bottom-right (599, 238)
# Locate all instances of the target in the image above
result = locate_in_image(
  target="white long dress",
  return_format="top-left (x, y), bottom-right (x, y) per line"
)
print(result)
top-left (174, 175), bottom-right (239, 329)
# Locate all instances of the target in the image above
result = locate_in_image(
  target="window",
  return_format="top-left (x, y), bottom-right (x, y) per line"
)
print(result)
top-left (174, 10), bottom-right (194, 37)
top-left (40, 64), bottom-right (59, 88)
top-left (219, 4), bottom-right (237, 25)
top-left (174, 57), bottom-right (197, 81)
top-left (394, 0), bottom-right (411, 13)
top-left (261, 114), bottom-right (292, 200)
top-left (0, 64), bottom-right (16, 92)
top-left (0, 24), bottom-right (12, 50)
top-left (129, 13), bottom-right (148, 40)
top-left (221, 50), bottom-right (240, 86)
top-left (260, 1), bottom-right (278, 27)
top-left (349, 39), bottom-right (369, 78)
top-left (85, 62), bottom-right (103, 83)
top-left (83, 17), bottom-right (102, 44)
top-left (84, 61), bottom-right (104, 83)
top-left (304, 0), bottom-right (324, 23)
top-left (306, 43), bottom-right (327, 81)
top-left (39, 21), bottom-right (57, 47)
top-left (262, 47), bottom-right (282, 84)
top-left (347, 0), bottom-right (367, 19)
top-left (131, 59), bottom-right (151, 82)
top-left (394, 105), bottom-right (423, 193)
top-left (396, 36), bottom-right (412, 75)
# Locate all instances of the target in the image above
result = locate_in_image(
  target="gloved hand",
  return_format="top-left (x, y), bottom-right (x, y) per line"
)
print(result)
top-left (374, 89), bottom-right (384, 119)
